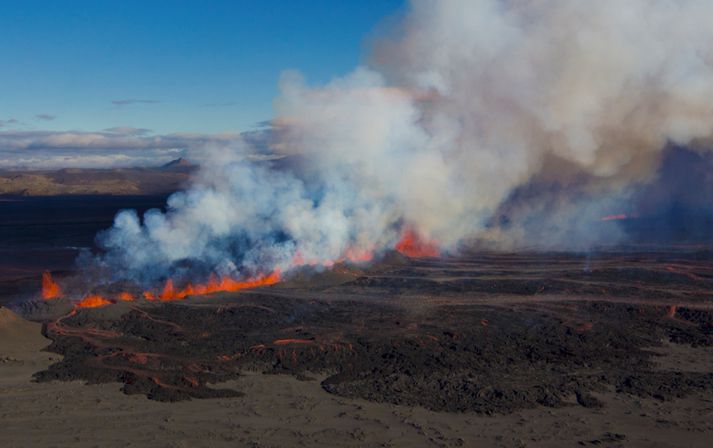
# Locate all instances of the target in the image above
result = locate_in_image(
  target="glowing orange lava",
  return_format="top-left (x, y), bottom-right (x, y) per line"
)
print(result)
top-left (41, 271), bottom-right (62, 300)
top-left (395, 229), bottom-right (439, 258)
top-left (273, 338), bottom-right (314, 346)
top-left (118, 292), bottom-right (135, 302)
top-left (76, 294), bottom-right (112, 309)
top-left (154, 270), bottom-right (281, 302)
top-left (159, 278), bottom-right (179, 301)
top-left (40, 266), bottom-right (280, 310)
top-left (340, 246), bottom-right (374, 264)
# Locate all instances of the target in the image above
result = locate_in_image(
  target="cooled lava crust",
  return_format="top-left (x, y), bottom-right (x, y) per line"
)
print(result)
top-left (34, 250), bottom-right (713, 413)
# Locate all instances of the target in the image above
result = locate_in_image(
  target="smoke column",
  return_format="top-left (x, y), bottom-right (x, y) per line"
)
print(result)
top-left (97, 0), bottom-right (713, 284)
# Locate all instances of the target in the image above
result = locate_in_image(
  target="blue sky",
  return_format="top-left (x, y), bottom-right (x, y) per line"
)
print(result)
top-left (0, 0), bottom-right (404, 135)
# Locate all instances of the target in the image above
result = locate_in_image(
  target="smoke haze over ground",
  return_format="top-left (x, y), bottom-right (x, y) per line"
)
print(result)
top-left (96, 0), bottom-right (713, 284)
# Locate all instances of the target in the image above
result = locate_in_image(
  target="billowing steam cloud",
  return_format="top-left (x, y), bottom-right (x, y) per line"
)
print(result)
top-left (97, 0), bottom-right (713, 284)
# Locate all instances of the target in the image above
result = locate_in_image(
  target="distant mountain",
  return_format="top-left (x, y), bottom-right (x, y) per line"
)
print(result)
top-left (0, 165), bottom-right (192, 196)
top-left (160, 157), bottom-right (195, 171)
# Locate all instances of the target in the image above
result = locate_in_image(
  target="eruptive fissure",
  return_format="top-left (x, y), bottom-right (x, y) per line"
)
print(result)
top-left (76, 295), bottom-right (113, 309)
top-left (41, 226), bottom-right (438, 307)
top-left (152, 270), bottom-right (281, 302)
top-left (53, 270), bottom-right (283, 309)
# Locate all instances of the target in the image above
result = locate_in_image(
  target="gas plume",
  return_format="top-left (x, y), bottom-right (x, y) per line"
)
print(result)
top-left (95, 0), bottom-right (713, 286)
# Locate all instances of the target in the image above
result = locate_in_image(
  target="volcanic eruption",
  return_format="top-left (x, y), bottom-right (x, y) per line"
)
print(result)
top-left (13, 5), bottom-right (713, 445)
top-left (41, 0), bottom-right (713, 303)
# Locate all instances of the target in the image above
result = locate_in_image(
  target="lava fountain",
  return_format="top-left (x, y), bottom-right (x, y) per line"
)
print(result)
top-left (41, 271), bottom-right (62, 300)
top-left (76, 294), bottom-right (113, 309)
top-left (395, 229), bottom-right (439, 258)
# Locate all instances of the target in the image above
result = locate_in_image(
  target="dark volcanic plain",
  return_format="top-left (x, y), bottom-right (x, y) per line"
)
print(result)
top-left (30, 250), bottom-right (713, 415)
top-left (3, 194), bottom-right (713, 447)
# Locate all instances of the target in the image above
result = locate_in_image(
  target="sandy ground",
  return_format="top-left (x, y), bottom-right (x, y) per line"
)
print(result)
top-left (2, 307), bottom-right (713, 447)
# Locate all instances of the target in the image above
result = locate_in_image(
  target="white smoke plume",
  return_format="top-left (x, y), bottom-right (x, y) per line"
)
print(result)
top-left (98, 0), bottom-right (713, 283)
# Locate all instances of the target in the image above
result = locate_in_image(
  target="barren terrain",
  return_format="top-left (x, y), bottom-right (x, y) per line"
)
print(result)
top-left (2, 249), bottom-right (712, 446)
top-left (3, 196), bottom-right (713, 447)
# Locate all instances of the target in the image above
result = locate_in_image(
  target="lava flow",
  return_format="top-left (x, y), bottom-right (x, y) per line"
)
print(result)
top-left (76, 294), bottom-right (113, 309)
top-left (41, 271), bottom-right (62, 300)
top-left (153, 270), bottom-right (281, 302)
top-left (39, 269), bottom-right (280, 307)
top-left (40, 227), bottom-right (437, 307)
top-left (395, 229), bottom-right (439, 258)
top-left (118, 292), bottom-right (136, 302)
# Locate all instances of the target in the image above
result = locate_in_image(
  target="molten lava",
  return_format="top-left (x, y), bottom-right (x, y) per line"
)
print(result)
top-left (289, 244), bottom-right (375, 270)
top-left (118, 292), bottom-right (135, 302)
top-left (76, 294), bottom-right (112, 309)
top-left (272, 338), bottom-right (314, 346)
top-left (159, 278), bottom-right (179, 301)
top-left (155, 270), bottom-right (281, 302)
top-left (41, 271), bottom-right (62, 300)
top-left (38, 264), bottom-right (279, 310)
top-left (340, 246), bottom-right (374, 263)
top-left (395, 229), bottom-right (439, 258)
